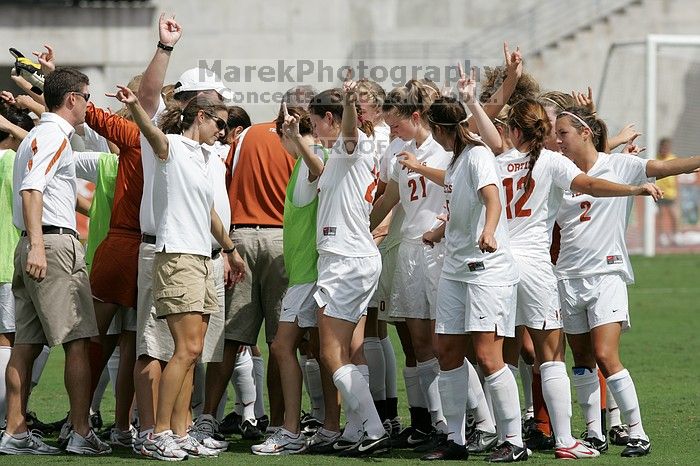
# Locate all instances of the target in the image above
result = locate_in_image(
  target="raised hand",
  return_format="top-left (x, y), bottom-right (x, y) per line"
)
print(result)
top-left (617, 123), bottom-right (641, 144)
top-left (281, 102), bottom-right (301, 139)
top-left (158, 13), bottom-right (182, 47)
top-left (572, 86), bottom-right (595, 113)
top-left (621, 133), bottom-right (646, 156)
top-left (0, 90), bottom-right (16, 105)
top-left (342, 68), bottom-right (357, 105)
top-left (504, 42), bottom-right (523, 79)
top-left (457, 62), bottom-right (477, 104)
top-left (441, 77), bottom-right (454, 98)
top-left (32, 44), bottom-right (55, 74)
top-left (106, 85), bottom-right (138, 105)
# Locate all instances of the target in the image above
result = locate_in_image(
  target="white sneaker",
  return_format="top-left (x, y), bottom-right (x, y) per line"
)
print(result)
top-left (555, 440), bottom-right (601, 459)
top-left (133, 428), bottom-right (151, 456)
top-left (141, 430), bottom-right (188, 461)
top-left (109, 425), bottom-right (137, 447)
top-left (188, 426), bottom-right (229, 451)
top-left (252, 428), bottom-right (307, 455)
top-left (0, 431), bottom-right (61, 455)
top-left (66, 429), bottom-right (112, 455)
top-left (175, 434), bottom-right (220, 457)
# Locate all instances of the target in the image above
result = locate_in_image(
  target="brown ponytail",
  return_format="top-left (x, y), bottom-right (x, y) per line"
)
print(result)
top-left (383, 79), bottom-right (434, 120)
top-left (426, 97), bottom-right (484, 167)
top-left (507, 98), bottom-right (551, 189)
top-left (159, 96), bottom-right (227, 135)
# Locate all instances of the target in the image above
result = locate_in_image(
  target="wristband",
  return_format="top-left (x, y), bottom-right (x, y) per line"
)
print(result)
top-left (157, 41), bottom-right (174, 52)
top-left (223, 247), bottom-right (235, 254)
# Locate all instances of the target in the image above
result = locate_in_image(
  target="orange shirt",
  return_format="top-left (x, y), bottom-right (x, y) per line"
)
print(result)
top-left (226, 122), bottom-right (294, 226)
top-left (85, 105), bottom-right (143, 232)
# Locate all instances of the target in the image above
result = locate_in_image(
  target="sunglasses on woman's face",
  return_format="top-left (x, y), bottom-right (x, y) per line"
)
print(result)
top-left (205, 112), bottom-right (228, 132)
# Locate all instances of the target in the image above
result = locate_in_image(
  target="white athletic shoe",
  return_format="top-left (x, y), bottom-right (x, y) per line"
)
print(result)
top-left (109, 425), bottom-right (137, 447)
top-left (251, 428), bottom-right (308, 455)
top-left (141, 430), bottom-right (188, 461)
top-left (133, 429), bottom-right (151, 456)
top-left (66, 429), bottom-right (112, 455)
top-left (555, 440), bottom-right (601, 459)
top-left (0, 431), bottom-right (61, 455)
top-left (175, 434), bottom-right (220, 457)
top-left (188, 426), bottom-right (229, 451)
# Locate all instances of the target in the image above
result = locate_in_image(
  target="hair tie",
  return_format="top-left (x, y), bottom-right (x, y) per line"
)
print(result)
top-left (179, 114), bottom-right (184, 123)
top-left (559, 111), bottom-right (592, 133)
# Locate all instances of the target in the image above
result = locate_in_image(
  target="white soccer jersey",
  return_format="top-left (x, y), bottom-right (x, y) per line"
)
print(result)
top-left (372, 122), bottom-right (391, 164)
top-left (496, 148), bottom-right (582, 260)
top-left (441, 144), bottom-right (518, 285)
top-left (317, 129), bottom-right (379, 257)
top-left (391, 135), bottom-right (451, 240)
top-left (378, 137), bottom-right (407, 250)
top-left (555, 153), bottom-right (650, 283)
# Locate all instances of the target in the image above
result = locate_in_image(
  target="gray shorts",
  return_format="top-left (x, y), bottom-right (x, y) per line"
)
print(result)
top-left (0, 283), bottom-right (16, 334)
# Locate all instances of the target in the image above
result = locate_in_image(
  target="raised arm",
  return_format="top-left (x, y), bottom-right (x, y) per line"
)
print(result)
top-left (108, 85), bottom-right (168, 160)
top-left (397, 151), bottom-right (446, 186)
top-left (571, 173), bottom-right (663, 200)
top-left (138, 13), bottom-right (182, 118)
top-left (340, 69), bottom-right (359, 154)
top-left (475, 43), bottom-right (522, 125)
top-left (459, 64), bottom-right (503, 154)
top-left (0, 111), bottom-right (28, 141)
top-left (607, 124), bottom-right (641, 152)
top-left (646, 155), bottom-right (700, 180)
top-left (281, 102), bottom-right (324, 178)
top-left (85, 104), bottom-right (140, 149)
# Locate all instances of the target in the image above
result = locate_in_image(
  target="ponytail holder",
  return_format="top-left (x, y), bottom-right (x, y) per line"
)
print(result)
top-left (179, 114), bottom-right (184, 123)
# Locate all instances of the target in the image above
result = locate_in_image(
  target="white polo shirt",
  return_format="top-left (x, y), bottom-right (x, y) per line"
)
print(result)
top-left (208, 155), bottom-right (231, 249)
top-left (139, 96), bottom-right (167, 236)
top-left (153, 134), bottom-right (214, 257)
top-left (13, 112), bottom-right (77, 231)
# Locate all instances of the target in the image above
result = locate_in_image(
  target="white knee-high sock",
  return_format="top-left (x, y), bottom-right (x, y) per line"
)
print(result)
top-left (305, 358), bottom-right (324, 421)
top-left (476, 364), bottom-right (496, 426)
top-left (403, 366), bottom-right (426, 408)
top-left (518, 357), bottom-right (534, 419)
top-left (417, 358), bottom-right (446, 433)
top-left (91, 367), bottom-right (110, 413)
top-left (606, 369), bottom-right (647, 440)
top-left (333, 364), bottom-right (385, 439)
top-left (465, 359), bottom-right (496, 434)
top-left (357, 364), bottom-right (370, 386)
top-left (30, 345), bottom-right (50, 390)
top-left (540, 361), bottom-right (575, 447)
top-left (484, 366), bottom-right (523, 448)
top-left (438, 362), bottom-right (468, 445)
top-left (572, 366), bottom-right (603, 441)
top-left (606, 385), bottom-right (622, 427)
top-left (0, 346), bottom-right (12, 422)
top-left (380, 337), bottom-right (398, 400)
top-left (363, 337), bottom-right (386, 401)
top-left (192, 362), bottom-right (206, 418)
top-left (232, 349), bottom-right (257, 421)
top-left (252, 355), bottom-right (265, 418)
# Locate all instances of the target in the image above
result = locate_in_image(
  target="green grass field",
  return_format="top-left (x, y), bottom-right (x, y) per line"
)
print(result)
top-left (2, 254), bottom-right (698, 464)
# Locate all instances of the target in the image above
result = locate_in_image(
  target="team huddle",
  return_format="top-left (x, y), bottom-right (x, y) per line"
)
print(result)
top-left (1, 12), bottom-right (699, 463)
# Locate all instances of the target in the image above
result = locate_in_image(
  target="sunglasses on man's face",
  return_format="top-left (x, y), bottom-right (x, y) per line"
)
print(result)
top-left (205, 112), bottom-right (228, 132)
top-left (71, 91), bottom-right (90, 102)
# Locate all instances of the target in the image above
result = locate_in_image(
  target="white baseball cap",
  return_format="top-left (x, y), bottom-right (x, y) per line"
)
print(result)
top-left (173, 67), bottom-right (233, 102)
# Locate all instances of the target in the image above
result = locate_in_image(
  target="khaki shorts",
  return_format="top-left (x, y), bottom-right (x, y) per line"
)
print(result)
top-left (153, 252), bottom-right (218, 318)
top-left (224, 228), bottom-right (287, 345)
top-left (201, 254), bottom-right (225, 363)
top-left (12, 235), bottom-right (98, 347)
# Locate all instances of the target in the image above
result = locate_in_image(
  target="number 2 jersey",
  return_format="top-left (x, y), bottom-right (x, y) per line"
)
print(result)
top-left (316, 129), bottom-right (379, 257)
top-left (555, 153), bottom-right (650, 284)
top-left (390, 134), bottom-right (451, 240)
top-left (442, 144), bottom-right (518, 286)
top-left (495, 148), bottom-right (582, 261)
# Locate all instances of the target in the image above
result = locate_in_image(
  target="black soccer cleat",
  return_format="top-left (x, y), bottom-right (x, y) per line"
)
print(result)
top-left (338, 432), bottom-right (391, 457)
top-left (486, 441), bottom-right (529, 463)
top-left (608, 424), bottom-right (630, 446)
top-left (621, 438), bottom-right (651, 457)
top-left (421, 439), bottom-right (469, 461)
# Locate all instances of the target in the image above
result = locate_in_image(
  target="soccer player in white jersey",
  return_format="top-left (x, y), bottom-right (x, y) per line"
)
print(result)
top-left (493, 98), bottom-right (663, 460)
top-left (400, 91), bottom-right (524, 462)
top-left (554, 106), bottom-right (700, 458)
top-left (307, 75), bottom-right (389, 457)
top-left (369, 82), bottom-right (452, 451)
